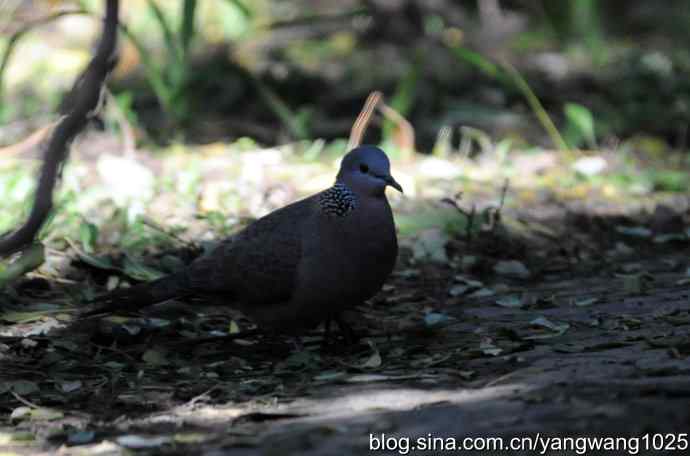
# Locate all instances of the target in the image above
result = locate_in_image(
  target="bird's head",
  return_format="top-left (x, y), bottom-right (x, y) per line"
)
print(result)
top-left (336, 145), bottom-right (403, 197)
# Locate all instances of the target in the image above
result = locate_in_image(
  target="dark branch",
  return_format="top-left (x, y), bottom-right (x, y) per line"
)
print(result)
top-left (0, 0), bottom-right (119, 257)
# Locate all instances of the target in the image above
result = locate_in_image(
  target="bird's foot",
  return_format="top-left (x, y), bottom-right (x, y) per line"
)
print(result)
top-left (291, 336), bottom-right (305, 352)
top-left (322, 315), bottom-right (362, 348)
top-left (334, 315), bottom-right (360, 345)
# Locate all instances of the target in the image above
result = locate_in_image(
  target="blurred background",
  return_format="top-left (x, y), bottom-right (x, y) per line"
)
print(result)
top-left (5, 3), bottom-right (690, 450)
top-left (2, 0), bottom-right (690, 258)
top-left (3, 0), bottom-right (690, 149)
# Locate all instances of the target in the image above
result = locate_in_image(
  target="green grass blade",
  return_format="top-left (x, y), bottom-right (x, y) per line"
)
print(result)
top-left (445, 42), bottom-right (568, 151)
top-left (146, 0), bottom-right (182, 63)
top-left (252, 80), bottom-right (309, 140)
top-left (180, 0), bottom-right (198, 58)
top-left (500, 60), bottom-right (569, 151)
top-left (448, 46), bottom-right (504, 82)
top-left (119, 24), bottom-right (173, 113)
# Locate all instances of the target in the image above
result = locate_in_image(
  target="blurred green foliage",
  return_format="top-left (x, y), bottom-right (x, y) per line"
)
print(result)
top-left (541, 0), bottom-right (606, 63)
top-left (563, 103), bottom-right (596, 150)
top-left (1, 0), bottom-right (689, 154)
top-left (118, 0), bottom-right (252, 127)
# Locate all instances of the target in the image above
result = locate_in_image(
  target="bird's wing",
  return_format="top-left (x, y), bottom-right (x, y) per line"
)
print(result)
top-left (186, 195), bottom-right (315, 306)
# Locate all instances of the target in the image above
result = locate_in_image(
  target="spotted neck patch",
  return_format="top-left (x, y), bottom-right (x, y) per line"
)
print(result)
top-left (319, 183), bottom-right (357, 217)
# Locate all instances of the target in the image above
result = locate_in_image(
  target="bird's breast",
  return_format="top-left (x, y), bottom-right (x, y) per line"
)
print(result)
top-left (306, 199), bottom-right (397, 299)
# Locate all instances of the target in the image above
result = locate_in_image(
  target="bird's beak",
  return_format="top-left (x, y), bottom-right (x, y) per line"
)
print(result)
top-left (383, 175), bottom-right (403, 193)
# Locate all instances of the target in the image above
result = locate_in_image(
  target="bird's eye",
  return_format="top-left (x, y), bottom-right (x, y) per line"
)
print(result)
top-left (359, 164), bottom-right (369, 173)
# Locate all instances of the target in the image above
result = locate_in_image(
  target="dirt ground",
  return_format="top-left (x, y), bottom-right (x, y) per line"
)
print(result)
top-left (2, 193), bottom-right (690, 455)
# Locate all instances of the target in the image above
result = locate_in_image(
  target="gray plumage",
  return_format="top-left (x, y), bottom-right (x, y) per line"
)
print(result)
top-left (85, 145), bottom-right (402, 332)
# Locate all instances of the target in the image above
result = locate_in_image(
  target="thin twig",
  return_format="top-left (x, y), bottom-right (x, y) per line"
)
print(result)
top-left (141, 217), bottom-right (197, 249)
top-left (484, 178), bottom-right (511, 232)
top-left (177, 384), bottom-right (221, 409)
top-left (88, 341), bottom-right (139, 364)
top-left (441, 195), bottom-right (476, 242)
top-left (0, 9), bottom-right (90, 104)
top-left (378, 101), bottom-right (415, 152)
top-left (169, 329), bottom-right (263, 347)
top-left (498, 178), bottom-right (509, 211)
top-left (500, 59), bottom-right (568, 151)
top-left (0, 121), bottom-right (58, 157)
top-left (10, 391), bottom-right (40, 409)
top-left (466, 205), bottom-right (476, 242)
top-left (348, 91), bottom-right (381, 150)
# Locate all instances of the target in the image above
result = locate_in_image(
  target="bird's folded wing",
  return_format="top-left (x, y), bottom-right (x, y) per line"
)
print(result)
top-left (186, 198), bottom-right (312, 306)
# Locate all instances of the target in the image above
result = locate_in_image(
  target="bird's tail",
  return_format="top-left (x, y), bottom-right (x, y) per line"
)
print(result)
top-left (82, 271), bottom-right (190, 317)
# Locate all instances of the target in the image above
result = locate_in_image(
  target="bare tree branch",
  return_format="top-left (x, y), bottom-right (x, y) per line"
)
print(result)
top-left (0, 0), bottom-right (119, 256)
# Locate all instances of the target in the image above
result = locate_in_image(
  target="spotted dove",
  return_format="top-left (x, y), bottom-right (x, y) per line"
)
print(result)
top-left (85, 146), bottom-right (402, 332)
